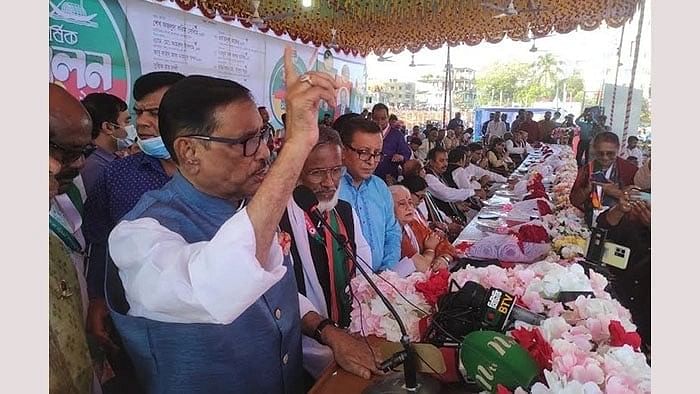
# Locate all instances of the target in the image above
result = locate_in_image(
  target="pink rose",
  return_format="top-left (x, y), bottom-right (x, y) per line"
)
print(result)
top-left (521, 291), bottom-right (546, 314)
top-left (570, 360), bottom-right (605, 385)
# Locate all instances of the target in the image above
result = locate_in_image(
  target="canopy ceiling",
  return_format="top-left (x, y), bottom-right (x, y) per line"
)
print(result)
top-left (161, 0), bottom-right (641, 56)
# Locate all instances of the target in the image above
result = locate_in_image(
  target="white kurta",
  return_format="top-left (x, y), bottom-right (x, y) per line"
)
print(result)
top-left (285, 200), bottom-right (373, 378)
top-left (109, 208), bottom-right (316, 325)
top-left (425, 173), bottom-right (475, 202)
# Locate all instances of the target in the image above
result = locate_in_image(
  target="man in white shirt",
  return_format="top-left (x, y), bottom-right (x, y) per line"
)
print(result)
top-left (486, 110), bottom-right (507, 144)
top-left (106, 51), bottom-right (379, 393)
top-left (454, 143), bottom-right (508, 190)
top-left (620, 136), bottom-right (644, 167)
top-left (505, 130), bottom-right (527, 164)
top-left (424, 147), bottom-right (484, 224)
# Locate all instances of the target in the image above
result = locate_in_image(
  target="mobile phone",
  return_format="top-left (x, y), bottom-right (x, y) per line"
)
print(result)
top-left (601, 241), bottom-right (631, 270)
top-left (590, 172), bottom-right (610, 184)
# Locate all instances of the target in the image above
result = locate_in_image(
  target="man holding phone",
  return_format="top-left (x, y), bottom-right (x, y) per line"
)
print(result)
top-left (569, 132), bottom-right (639, 226)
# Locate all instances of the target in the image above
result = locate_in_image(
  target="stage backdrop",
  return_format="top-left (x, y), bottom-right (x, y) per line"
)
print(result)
top-left (49, 0), bottom-right (367, 129)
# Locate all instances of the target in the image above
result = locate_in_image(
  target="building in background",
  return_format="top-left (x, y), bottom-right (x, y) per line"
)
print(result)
top-left (415, 66), bottom-right (476, 112)
top-left (367, 79), bottom-right (415, 109)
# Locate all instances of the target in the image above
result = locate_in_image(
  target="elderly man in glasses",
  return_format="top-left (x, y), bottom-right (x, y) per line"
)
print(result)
top-left (106, 50), bottom-right (380, 393)
top-left (279, 126), bottom-right (376, 381)
top-left (335, 116), bottom-right (404, 274)
top-left (569, 131), bottom-right (639, 226)
top-left (49, 83), bottom-right (94, 315)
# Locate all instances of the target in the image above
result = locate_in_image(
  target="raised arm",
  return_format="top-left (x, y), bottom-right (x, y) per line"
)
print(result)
top-left (246, 46), bottom-right (340, 262)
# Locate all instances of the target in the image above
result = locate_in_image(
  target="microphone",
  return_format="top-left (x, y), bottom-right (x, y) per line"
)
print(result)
top-left (293, 185), bottom-right (323, 219)
top-left (480, 285), bottom-right (545, 330)
top-left (430, 281), bottom-right (545, 342)
top-left (292, 185), bottom-right (441, 393)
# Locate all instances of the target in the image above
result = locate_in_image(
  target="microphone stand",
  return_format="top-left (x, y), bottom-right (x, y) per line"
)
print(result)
top-left (311, 210), bottom-right (440, 393)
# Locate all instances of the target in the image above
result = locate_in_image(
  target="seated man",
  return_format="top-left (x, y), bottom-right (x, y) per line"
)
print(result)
top-left (107, 64), bottom-right (378, 393)
top-left (337, 117), bottom-right (403, 273)
top-left (390, 185), bottom-right (458, 273)
top-left (424, 147), bottom-right (483, 224)
top-left (279, 127), bottom-right (373, 378)
top-left (402, 159), bottom-right (426, 179)
top-left (454, 142), bottom-right (508, 191)
top-left (569, 132), bottom-right (638, 226)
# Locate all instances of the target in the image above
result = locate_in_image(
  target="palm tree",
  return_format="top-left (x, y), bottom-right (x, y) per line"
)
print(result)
top-left (533, 54), bottom-right (563, 90)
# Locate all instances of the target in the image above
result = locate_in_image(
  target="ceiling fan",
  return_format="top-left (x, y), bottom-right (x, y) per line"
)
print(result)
top-left (327, 28), bottom-right (339, 50)
top-left (482, 0), bottom-right (551, 19)
top-left (239, 0), bottom-right (296, 29)
top-left (377, 55), bottom-right (395, 62)
top-left (409, 54), bottom-right (432, 67)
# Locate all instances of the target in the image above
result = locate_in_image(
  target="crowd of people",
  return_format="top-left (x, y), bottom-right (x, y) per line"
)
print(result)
top-left (49, 46), bottom-right (651, 393)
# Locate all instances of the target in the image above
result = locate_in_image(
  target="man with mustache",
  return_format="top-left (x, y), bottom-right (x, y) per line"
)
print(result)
top-left (106, 50), bottom-right (379, 393)
top-left (49, 83), bottom-right (94, 316)
top-left (569, 132), bottom-right (638, 226)
top-left (49, 84), bottom-right (102, 394)
top-left (279, 126), bottom-right (375, 381)
top-left (372, 103), bottom-right (412, 183)
top-left (424, 147), bottom-right (484, 224)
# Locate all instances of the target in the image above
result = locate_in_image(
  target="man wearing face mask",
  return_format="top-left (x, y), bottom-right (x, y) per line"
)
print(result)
top-left (82, 71), bottom-right (184, 388)
top-left (80, 93), bottom-right (135, 196)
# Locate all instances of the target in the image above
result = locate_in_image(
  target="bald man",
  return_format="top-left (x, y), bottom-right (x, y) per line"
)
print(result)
top-left (49, 83), bottom-right (93, 194)
top-left (49, 83), bottom-right (102, 393)
top-left (49, 84), bottom-right (93, 304)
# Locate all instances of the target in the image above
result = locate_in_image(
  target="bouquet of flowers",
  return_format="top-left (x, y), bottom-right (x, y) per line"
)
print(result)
top-left (467, 222), bottom-right (552, 263)
top-left (550, 126), bottom-right (580, 145)
top-left (525, 172), bottom-right (549, 201)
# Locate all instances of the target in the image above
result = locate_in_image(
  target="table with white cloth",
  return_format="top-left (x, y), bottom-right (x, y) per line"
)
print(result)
top-left (344, 144), bottom-right (651, 394)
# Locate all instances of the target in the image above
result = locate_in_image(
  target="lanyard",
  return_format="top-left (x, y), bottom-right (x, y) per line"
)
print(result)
top-left (49, 214), bottom-right (84, 255)
top-left (589, 162), bottom-right (616, 226)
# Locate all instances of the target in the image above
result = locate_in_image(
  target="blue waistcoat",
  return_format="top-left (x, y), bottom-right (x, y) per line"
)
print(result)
top-left (105, 173), bottom-right (303, 394)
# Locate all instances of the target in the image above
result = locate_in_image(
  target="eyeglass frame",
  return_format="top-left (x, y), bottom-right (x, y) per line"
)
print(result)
top-left (345, 145), bottom-right (385, 162)
top-left (304, 165), bottom-right (345, 183)
top-left (179, 128), bottom-right (271, 157)
top-left (49, 140), bottom-right (97, 164)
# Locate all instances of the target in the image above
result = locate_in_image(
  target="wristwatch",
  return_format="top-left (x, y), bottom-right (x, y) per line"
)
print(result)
top-left (313, 318), bottom-right (338, 345)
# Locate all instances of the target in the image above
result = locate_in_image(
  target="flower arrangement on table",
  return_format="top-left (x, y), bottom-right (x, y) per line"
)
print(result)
top-left (466, 222), bottom-right (552, 263)
top-left (348, 270), bottom-right (432, 342)
top-left (541, 209), bottom-right (591, 260)
top-left (348, 259), bottom-right (650, 393)
top-left (524, 172), bottom-right (549, 201)
top-left (550, 126), bottom-right (580, 146)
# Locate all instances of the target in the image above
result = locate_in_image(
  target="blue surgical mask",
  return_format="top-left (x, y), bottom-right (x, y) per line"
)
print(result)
top-left (116, 124), bottom-right (138, 150)
top-left (137, 136), bottom-right (171, 159)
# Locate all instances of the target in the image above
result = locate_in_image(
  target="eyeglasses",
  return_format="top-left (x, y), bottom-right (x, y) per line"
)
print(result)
top-left (306, 166), bottom-right (345, 183)
top-left (346, 145), bottom-right (384, 162)
top-left (593, 150), bottom-right (618, 159)
top-left (181, 129), bottom-right (271, 157)
top-left (49, 140), bottom-right (96, 164)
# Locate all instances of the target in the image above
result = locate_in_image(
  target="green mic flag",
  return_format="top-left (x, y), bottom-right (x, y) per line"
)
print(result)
top-left (459, 330), bottom-right (539, 393)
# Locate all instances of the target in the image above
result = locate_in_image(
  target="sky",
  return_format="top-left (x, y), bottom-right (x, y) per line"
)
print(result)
top-left (366, 3), bottom-right (651, 93)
